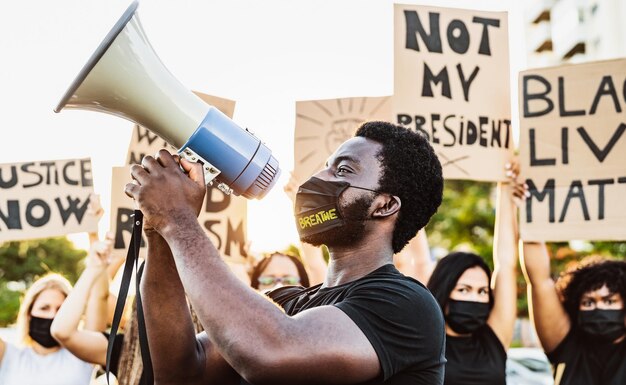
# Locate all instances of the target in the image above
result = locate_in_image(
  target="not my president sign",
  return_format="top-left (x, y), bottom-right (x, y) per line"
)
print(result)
top-left (0, 158), bottom-right (98, 241)
top-left (394, 4), bottom-right (512, 181)
top-left (519, 58), bottom-right (626, 241)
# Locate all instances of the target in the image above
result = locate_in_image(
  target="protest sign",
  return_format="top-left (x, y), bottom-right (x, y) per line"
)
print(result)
top-left (109, 166), bottom-right (248, 262)
top-left (393, 4), bottom-right (512, 181)
top-left (519, 58), bottom-right (626, 241)
top-left (293, 96), bottom-right (391, 184)
top-left (0, 158), bottom-right (98, 241)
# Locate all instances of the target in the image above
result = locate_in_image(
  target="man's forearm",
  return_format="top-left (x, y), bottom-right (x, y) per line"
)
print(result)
top-left (142, 231), bottom-right (205, 382)
top-left (160, 216), bottom-right (289, 374)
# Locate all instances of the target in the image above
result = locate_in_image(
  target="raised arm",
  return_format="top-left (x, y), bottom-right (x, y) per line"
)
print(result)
top-left (393, 229), bottom-right (433, 284)
top-left (520, 241), bottom-right (570, 352)
top-left (127, 152), bottom-right (382, 385)
top-left (487, 181), bottom-right (518, 348)
top-left (140, 231), bottom-right (239, 385)
top-left (50, 240), bottom-right (112, 366)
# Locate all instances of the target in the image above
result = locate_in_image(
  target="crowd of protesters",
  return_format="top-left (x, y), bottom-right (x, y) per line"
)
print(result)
top-left (0, 122), bottom-right (624, 385)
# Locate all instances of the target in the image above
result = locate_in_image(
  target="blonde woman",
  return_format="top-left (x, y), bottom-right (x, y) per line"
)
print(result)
top-left (0, 274), bottom-right (95, 385)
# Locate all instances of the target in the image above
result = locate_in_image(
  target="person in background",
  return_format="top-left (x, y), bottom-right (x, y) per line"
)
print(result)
top-left (0, 193), bottom-right (113, 385)
top-left (426, 164), bottom-right (519, 385)
top-left (515, 186), bottom-right (626, 384)
top-left (0, 273), bottom-right (96, 385)
top-left (250, 252), bottom-right (310, 292)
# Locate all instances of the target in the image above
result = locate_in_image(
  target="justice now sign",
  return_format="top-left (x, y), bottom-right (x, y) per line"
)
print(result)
top-left (519, 58), bottom-right (626, 241)
top-left (0, 158), bottom-right (98, 241)
top-left (393, 4), bottom-right (512, 181)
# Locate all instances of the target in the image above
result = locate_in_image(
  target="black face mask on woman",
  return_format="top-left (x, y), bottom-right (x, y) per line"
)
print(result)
top-left (29, 316), bottom-right (60, 348)
top-left (578, 309), bottom-right (626, 343)
top-left (446, 299), bottom-right (491, 334)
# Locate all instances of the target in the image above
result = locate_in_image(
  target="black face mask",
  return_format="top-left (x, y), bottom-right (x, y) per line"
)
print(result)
top-left (446, 299), bottom-right (490, 334)
top-left (29, 316), bottom-right (60, 348)
top-left (578, 309), bottom-right (626, 343)
top-left (294, 176), bottom-right (380, 241)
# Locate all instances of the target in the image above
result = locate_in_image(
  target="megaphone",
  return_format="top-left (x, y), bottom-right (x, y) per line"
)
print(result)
top-left (54, 1), bottom-right (280, 199)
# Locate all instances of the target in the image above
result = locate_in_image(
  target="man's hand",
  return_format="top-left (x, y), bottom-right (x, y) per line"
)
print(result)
top-left (124, 149), bottom-right (206, 234)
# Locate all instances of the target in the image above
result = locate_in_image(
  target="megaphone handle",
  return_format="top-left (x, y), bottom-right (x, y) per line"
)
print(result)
top-left (179, 147), bottom-right (219, 182)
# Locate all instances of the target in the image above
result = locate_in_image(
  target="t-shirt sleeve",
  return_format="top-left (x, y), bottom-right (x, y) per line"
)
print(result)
top-left (546, 328), bottom-right (575, 363)
top-left (102, 332), bottom-right (125, 376)
top-left (333, 279), bottom-right (445, 380)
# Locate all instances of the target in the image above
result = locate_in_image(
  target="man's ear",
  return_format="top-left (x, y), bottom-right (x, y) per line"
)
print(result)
top-left (372, 195), bottom-right (401, 218)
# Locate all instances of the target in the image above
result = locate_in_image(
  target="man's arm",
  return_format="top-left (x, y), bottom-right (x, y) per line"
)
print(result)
top-left (487, 182), bottom-right (518, 348)
top-left (520, 242), bottom-right (570, 353)
top-left (161, 220), bottom-right (380, 385)
top-left (141, 231), bottom-right (239, 385)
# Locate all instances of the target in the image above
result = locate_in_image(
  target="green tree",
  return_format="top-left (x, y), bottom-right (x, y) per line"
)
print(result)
top-left (426, 180), bottom-right (496, 266)
top-left (0, 237), bottom-right (87, 326)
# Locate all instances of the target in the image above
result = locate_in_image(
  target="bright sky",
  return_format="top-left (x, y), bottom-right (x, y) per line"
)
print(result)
top-left (0, 0), bottom-right (526, 254)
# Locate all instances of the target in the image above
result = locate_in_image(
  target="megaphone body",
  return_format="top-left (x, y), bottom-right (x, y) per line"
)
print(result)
top-left (54, 1), bottom-right (279, 199)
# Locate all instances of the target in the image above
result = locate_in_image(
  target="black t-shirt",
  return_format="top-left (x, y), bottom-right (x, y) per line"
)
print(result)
top-left (547, 329), bottom-right (626, 385)
top-left (250, 264), bottom-right (446, 385)
top-left (443, 325), bottom-right (506, 385)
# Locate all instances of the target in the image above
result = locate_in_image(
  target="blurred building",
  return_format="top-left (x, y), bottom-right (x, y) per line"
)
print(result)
top-left (524, 0), bottom-right (626, 68)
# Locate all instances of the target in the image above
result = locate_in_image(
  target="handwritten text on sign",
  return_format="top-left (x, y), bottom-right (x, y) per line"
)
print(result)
top-left (110, 167), bottom-right (248, 261)
top-left (519, 59), bottom-right (626, 241)
top-left (0, 158), bottom-right (98, 241)
top-left (393, 4), bottom-right (512, 181)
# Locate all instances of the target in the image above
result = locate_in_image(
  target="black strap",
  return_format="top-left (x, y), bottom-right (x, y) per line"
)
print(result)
top-left (106, 210), bottom-right (153, 385)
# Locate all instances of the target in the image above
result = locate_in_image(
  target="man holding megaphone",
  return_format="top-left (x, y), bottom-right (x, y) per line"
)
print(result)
top-left (125, 121), bottom-right (446, 385)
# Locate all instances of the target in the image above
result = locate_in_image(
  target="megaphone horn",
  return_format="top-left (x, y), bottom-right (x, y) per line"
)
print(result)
top-left (54, 1), bottom-right (280, 199)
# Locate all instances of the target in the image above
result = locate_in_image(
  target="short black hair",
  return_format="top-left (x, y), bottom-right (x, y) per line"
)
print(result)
top-left (355, 121), bottom-right (443, 253)
top-left (250, 252), bottom-right (310, 289)
top-left (556, 259), bottom-right (626, 321)
top-left (427, 252), bottom-right (494, 311)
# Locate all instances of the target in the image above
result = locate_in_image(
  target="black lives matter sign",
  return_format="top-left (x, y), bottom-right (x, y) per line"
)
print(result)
top-left (393, 4), bottom-right (512, 181)
top-left (519, 59), bottom-right (626, 241)
top-left (0, 158), bottom-right (98, 241)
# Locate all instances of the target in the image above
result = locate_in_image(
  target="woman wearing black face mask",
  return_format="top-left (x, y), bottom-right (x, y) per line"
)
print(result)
top-left (0, 274), bottom-right (96, 385)
top-left (427, 180), bottom-right (519, 385)
top-left (521, 243), bottom-right (626, 385)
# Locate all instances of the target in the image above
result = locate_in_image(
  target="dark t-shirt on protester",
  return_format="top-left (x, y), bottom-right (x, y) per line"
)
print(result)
top-left (547, 328), bottom-right (626, 385)
top-left (240, 264), bottom-right (446, 385)
top-left (443, 325), bottom-right (506, 385)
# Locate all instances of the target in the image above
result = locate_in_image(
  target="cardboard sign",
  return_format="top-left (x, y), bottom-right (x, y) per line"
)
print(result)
top-left (126, 92), bottom-right (236, 164)
top-left (110, 167), bottom-right (248, 262)
top-left (519, 58), bottom-right (626, 241)
top-left (293, 96), bottom-right (391, 184)
top-left (0, 158), bottom-right (98, 241)
top-left (393, 4), bottom-right (512, 181)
